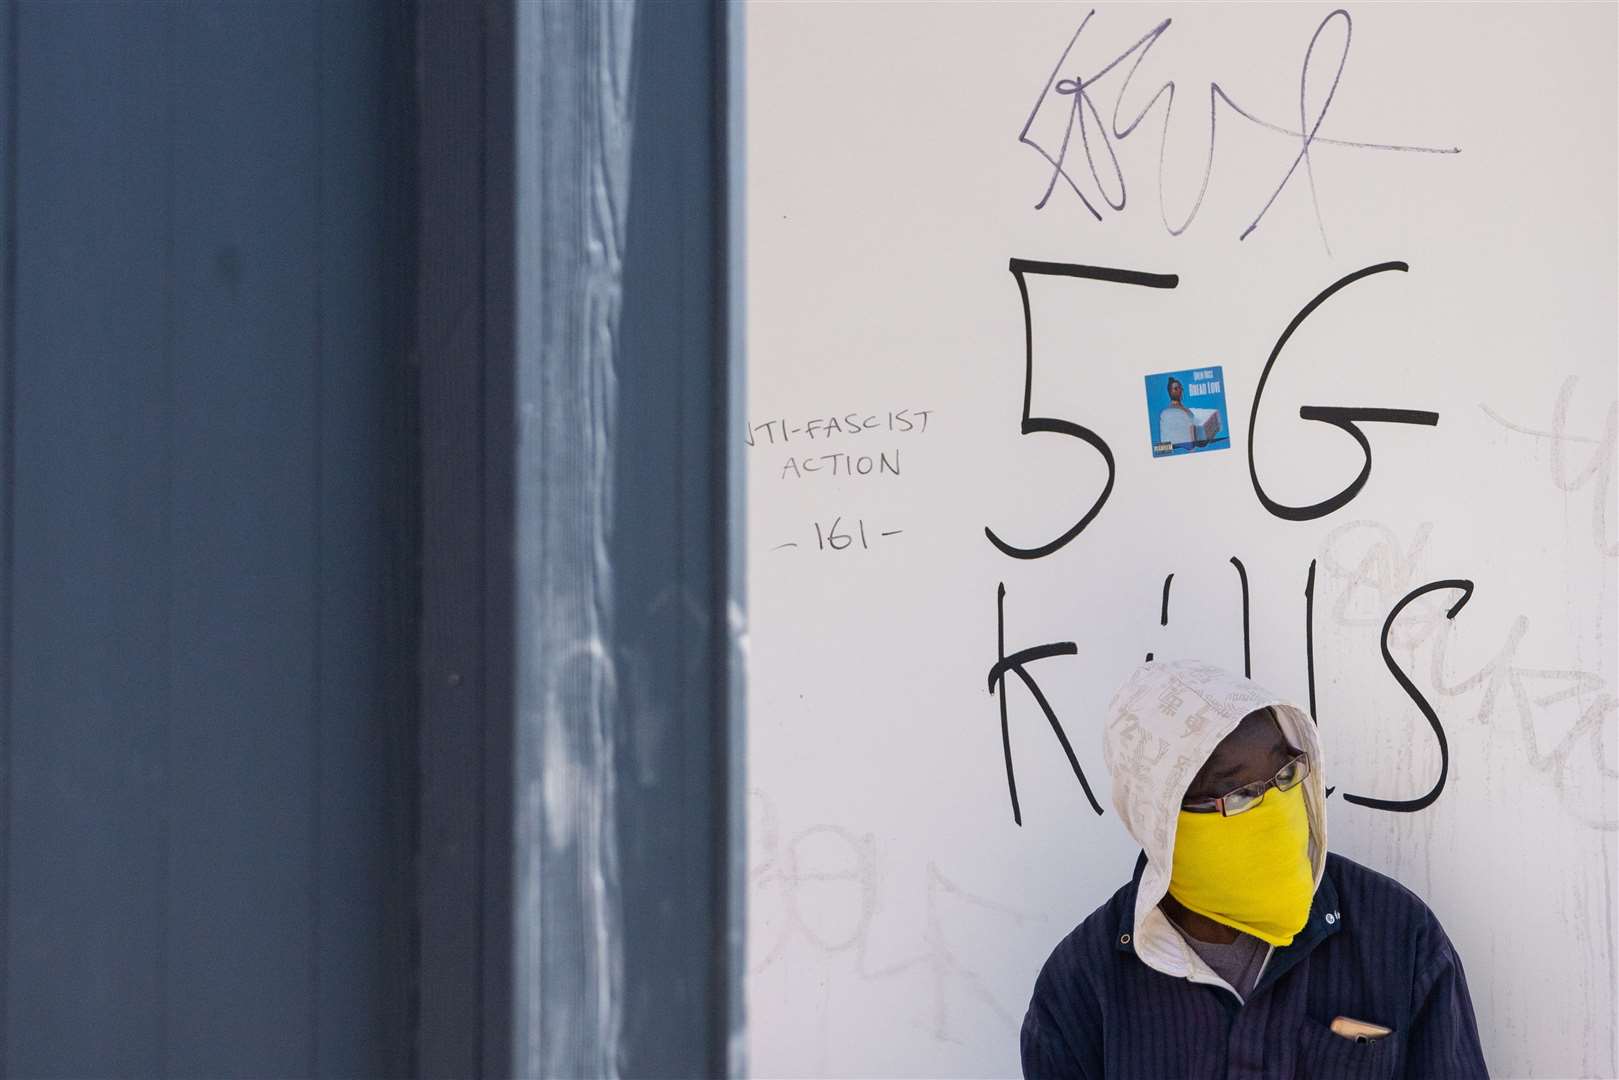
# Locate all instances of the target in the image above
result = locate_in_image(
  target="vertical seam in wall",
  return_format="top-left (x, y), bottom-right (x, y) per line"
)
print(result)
top-left (0, 0), bottom-right (18, 1069)
top-left (158, 6), bottom-right (175, 1071)
top-left (709, 2), bottom-right (736, 1071)
top-left (712, 0), bottom-right (731, 1068)
top-left (476, 4), bottom-right (488, 1075)
top-left (310, 7), bottom-right (326, 1077)
top-left (386, 3), bottom-right (422, 1071)
top-left (720, 1), bottom-right (748, 1073)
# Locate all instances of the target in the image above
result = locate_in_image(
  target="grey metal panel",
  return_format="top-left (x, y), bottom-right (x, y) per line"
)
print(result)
top-left (164, 5), bottom-right (321, 1070)
top-left (0, 0), bottom-right (13, 1061)
top-left (4, 2), bottom-right (411, 1075)
top-left (8, 3), bottom-right (173, 1072)
top-left (313, 3), bottom-right (414, 1076)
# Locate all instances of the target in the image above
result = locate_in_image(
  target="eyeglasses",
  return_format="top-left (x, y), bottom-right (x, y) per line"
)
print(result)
top-left (1181, 751), bottom-right (1310, 816)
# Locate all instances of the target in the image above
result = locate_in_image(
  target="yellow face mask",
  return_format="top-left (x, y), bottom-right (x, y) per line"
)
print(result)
top-left (1167, 781), bottom-right (1314, 947)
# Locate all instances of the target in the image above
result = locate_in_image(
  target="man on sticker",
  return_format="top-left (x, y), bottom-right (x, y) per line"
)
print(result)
top-left (1157, 376), bottom-right (1220, 449)
top-left (1020, 659), bottom-right (1488, 1078)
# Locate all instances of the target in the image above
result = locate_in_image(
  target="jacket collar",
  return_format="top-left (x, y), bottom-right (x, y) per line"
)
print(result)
top-left (1252, 862), bottom-right (1343, 995)
top-left (1114, 852), bottom-right (1150, 952)
top-left (1114, 850), bottom-right (1345, 982)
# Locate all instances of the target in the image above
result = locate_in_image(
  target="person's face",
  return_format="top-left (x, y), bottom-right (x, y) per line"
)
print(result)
top-left (1182, 708), bottom-right (1295, 803)
top-left (1167, 379), bottom-right (1183, 402)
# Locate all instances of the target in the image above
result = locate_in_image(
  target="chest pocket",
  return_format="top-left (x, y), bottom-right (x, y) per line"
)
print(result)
top-left (1295, 1016), bottom-right (1402, 1079)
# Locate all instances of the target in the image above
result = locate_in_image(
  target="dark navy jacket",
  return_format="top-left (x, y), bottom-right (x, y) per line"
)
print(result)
top-left (1021, 852), bottom-right (1489, 1079)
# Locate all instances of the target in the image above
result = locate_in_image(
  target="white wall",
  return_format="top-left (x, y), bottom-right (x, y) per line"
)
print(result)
top-left (743, 4), bottom-right (1618, 1076)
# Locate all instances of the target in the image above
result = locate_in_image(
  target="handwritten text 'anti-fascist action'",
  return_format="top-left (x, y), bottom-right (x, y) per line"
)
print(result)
top-left (744, 408), bottom-right (934, 480)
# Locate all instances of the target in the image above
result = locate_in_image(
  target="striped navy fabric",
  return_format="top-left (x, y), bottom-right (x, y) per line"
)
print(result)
top-left (1021, 852), bottom-right (1489, 1079)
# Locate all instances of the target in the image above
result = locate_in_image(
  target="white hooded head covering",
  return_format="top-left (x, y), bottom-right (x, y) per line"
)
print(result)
top-left (1102, 659), bottom-right (1328, 979)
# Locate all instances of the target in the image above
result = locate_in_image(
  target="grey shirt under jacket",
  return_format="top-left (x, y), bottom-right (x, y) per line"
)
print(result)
top-left (1171, 919), bottom-right (1267, 1001)
top-left (1020, 852), bottom-right (1489, 1079)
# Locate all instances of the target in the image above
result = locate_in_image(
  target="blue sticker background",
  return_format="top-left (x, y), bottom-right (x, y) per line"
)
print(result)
top-left (1144, 366), bottom-right (1231, 458)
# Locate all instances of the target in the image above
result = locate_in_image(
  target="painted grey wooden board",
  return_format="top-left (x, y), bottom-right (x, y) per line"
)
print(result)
top-left (4, 2), bottom-right (409, 1075)
top-left (512, 1), bottom-right (630, 1073)
top-left (509, 0), bottom-right (737, 1075)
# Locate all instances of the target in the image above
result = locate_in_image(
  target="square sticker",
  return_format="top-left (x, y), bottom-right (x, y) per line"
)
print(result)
top-left (1144, 366), bottom-right (1231, 458)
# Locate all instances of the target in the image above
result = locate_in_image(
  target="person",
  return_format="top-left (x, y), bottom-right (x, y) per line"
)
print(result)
top-left (1157, 377), bottom-right (1219, 449)
top-left (1165, 376), bottom-right (1191, 410)
top-left (1020, 659), bottom-right (1488, 1078)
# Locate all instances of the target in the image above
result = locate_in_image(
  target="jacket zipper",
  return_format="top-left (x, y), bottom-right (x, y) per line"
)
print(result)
top-left (1252, 944), bottom-right (1275, 992)
top-left (1174, 933), bottom-right (1246, 1006)
top-left (1183, 967), bottom-right (1243, 1006)
top-left (1181, 942), bottom-right (1275, 1008)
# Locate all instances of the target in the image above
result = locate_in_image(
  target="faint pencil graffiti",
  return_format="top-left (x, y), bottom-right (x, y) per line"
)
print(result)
top-left (1321, 519), bottom-right (1436, 637)
top-left (1429, 615), bottom-right (1618, 831)
top-left (1318, 522), bottom-right (1616, 828)
top-left (749, 791), bottom-right (1037, 1043)
top-left (856, 863), bottom-right (1033, 1042)
top-left (749, 791), bottom-right (878, 973)
top-left (1482, 376), bottom-right (1618, 558)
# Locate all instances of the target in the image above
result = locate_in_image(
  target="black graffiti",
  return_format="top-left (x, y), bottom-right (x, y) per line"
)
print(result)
top-left (990, 260), bottom-right (1439, 553)
top-left (1230, 557), bottom-right (1251, 678)
top-left (1248, 262), bottom-right (1440, 521)
top-left (988, 583), bottom-right (1102, 824)
top-left (1145, 573), bottom-right (1174, 661)
top-left (985, 260), bottom-right (1176, 560)
top-left (981, 257), bottom-right (1472, 820)
top-left (1340, 579), bottom-right (1474, 813)
top-left (1302, 557), bottom-right (1336, 798)
top-left (1145, 562), bottom-right (1250, 678)
top-left (1304, 559), bottom-right (1319, 721)
top-left (1119, 559), bottom-right (1473, 813)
